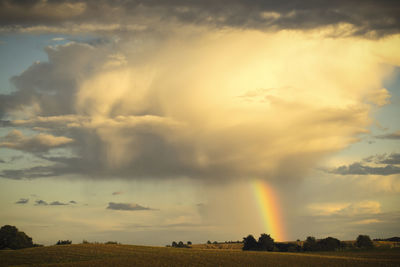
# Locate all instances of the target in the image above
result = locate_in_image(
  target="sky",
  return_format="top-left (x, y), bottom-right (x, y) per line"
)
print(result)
top-left (0, 0), bottom-right (399, 246)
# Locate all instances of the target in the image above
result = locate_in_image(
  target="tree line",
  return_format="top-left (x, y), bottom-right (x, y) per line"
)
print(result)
top-left (243, 233), bottom-right (375, 252)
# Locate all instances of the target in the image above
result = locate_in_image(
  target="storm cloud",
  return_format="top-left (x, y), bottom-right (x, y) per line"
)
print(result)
top-left (0, 29), bottom-right (398, 182)
top-left (0, 0), bottom-right (399, 37)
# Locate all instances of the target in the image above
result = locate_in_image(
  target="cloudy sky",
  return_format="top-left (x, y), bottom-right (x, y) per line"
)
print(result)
top-left (0, 0), bottom-right (399, 245)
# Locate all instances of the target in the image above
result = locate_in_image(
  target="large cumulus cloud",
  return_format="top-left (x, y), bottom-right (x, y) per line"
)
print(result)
top-left (0, 29), bottom-right (398, 181)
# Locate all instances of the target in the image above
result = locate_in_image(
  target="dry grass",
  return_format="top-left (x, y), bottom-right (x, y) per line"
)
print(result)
top-left (191, 242), bottom-right (243, 250)
top-left (0, 244), bottom-right (399, 267)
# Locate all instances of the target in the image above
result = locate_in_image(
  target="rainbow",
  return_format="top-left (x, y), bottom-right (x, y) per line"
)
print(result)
top-left (252, 180), bottom-right (286, 241)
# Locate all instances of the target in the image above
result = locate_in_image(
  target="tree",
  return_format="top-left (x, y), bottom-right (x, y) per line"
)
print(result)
top-left (0, 225), bottom-right (33, 250)
top-left (356, 235), bottom-right (373, 249)
top-left (187, 241), bottom-right (192, 245)
top-left (242, 235), bottom-right (258, 251)
top-left (317, 237), bottom-right (341, 251)
top-left (207, 240), bottom-right (211, 244)
top-left (172, 241), bottom-right (178, 247)
top-left (303, 236), bottom-right (318, 251)
top-left (258, 233), bottom-right (274, 251)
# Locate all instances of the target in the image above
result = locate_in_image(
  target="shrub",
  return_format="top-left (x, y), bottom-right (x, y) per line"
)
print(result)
top-left (0, 225), bottom-right (34, 250)
top-left (56, 240), bottom-right (72, 245)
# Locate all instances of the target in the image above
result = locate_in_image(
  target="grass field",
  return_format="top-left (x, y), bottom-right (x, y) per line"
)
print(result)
top-left (1, 244), bottom-right (400, 267)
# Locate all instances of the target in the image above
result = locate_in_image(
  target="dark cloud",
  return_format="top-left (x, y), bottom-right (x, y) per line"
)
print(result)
top-left (0, 130), bottom-right (74, 153)
top-left (0, 0), bottom-right (399, 37)
top-left (363, 153), bottom-right (400, 165)
top-left (15, 198), bottom-right (29, 204)
top-left (0, 120), bottom-right (11, 127)
top-left (0, 155), bottom-right (24, 165)
top-left (33, 199), bottom-right (73, 206)
top-left (328, 159), bottom-right (400, 175)
top-left (0, 164), bottom-right (74, 179)
top-left (49, 201), bottom-right (68, 205)
top-left (35, 199), bottom-right (48, 206)
top-left (69, 200), bottom-right (77, 204)
top-left (112, 191), bottom-right (123, 195)
top-left (106, 202), bottom-right (152, 211)
top-left (376, 131), bottom-right (400, 140)
top-left (327, 152), bottom-right (400, 175)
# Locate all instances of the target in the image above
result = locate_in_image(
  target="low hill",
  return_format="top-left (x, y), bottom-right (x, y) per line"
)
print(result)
top-left (1, 244), bottom-right (400, 266)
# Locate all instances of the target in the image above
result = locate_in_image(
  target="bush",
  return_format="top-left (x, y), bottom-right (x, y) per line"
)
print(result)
top-left (356, 235), bottom-right (373, 249)
top-left (0, 225), bottom-right (34, 250)
top-left (56, 240), bottom-right (72, 245)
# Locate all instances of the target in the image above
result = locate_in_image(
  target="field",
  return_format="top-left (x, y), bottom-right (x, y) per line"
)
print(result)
top-left (1, 244), bottom-right (400, 267)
